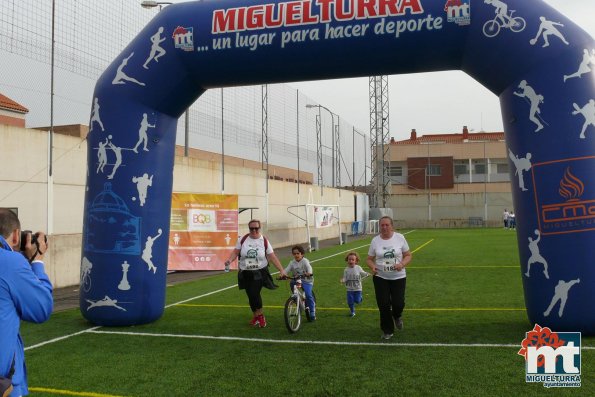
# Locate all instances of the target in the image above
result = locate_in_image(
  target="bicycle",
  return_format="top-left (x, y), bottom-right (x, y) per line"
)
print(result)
top-left (483, 10), bottom-right (526, 38)
top-left (278, 275), bottom-right (316, 333)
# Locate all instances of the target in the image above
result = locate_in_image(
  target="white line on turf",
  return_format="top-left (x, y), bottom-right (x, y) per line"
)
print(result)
top-left (25, 327), bottom-right (101, 351)
top-left (165, 239), bottom-right (379, 307)
top-left (87, 329), bottom-right (594, 350)
top-left (25, 237), bottom-right (380, 350)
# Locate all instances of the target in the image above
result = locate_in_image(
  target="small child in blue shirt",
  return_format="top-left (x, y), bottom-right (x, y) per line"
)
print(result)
top-left (340, 251), bottom-right (369, 317)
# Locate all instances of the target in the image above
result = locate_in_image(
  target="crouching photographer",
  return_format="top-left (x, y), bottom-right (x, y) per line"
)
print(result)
top-left (0, 209), bottom-right (53, 397)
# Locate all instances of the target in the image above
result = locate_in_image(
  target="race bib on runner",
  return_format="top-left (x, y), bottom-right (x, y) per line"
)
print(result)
top-left (382, 258), bottom-right (397, 272)
top-left (245, 258), bottom-right (259, 270)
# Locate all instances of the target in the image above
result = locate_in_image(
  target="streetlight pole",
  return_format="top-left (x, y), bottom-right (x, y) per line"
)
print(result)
top-left (306, 104), bottom-right (338, 187)
top-left (353, 128), bottom-right (367, 191)
top-left (141, 1), bottom-right (173, 10)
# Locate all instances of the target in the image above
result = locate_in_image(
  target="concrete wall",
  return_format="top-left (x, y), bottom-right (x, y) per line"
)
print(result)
top-left (1, 125), bottom-right (357, 288)
top-left (390, 191), bottom-right (513, 228)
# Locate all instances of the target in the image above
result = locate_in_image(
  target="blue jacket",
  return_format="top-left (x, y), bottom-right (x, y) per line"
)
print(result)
top-left (0, 236), bottom-right (53, 397)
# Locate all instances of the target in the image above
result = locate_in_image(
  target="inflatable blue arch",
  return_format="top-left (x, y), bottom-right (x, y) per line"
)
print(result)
top-left (82, 0), bottom-right (595, 333)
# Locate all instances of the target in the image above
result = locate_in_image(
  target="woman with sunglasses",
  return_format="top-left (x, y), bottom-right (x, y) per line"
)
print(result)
top-left (225, 219), bottom-right (286, 328)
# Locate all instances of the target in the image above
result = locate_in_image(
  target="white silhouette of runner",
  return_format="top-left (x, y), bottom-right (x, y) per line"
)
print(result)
top-left (112, 52), bottom-right (145, 86)
top-left (96, 138), bottom-right (108, 174)
top-left (525, 229), bottom-right (549, 279)
top-left (529, 17), bottom-right (569, 48)
top-left (563, 49), bottom-right (595, 82)
top-left (132, 173), bottom-right (153, 206)
top-left (173, 233), bottom-right (180, 245)
top-left (572, 99), bottom-right (595, 139)
top-left (132, 113), bottom-right (156, 153)
top-left (142, 228), bottom-right (163, 274)
top-left (86, 295), bottom-right (127, 311)
top-left (143, 27), bottom-right (166, 69)
top-left (508, 149), bottom-right (532, 191)
top-left (543, 278), bottom-right (580, 317)
top-left (90, 97), bottom-right (105, 132)
top-left (107, 137), bottom-right (123, 180)
top-left (513, 80), bottom-right (545, 132)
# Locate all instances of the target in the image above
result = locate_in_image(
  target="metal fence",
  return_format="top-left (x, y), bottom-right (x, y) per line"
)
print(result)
top-left (0, 0), bottom-right (369, 190)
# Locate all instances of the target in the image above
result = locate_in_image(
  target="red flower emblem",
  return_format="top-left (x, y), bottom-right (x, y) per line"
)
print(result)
top-left (518, 324), bottom-right (566, 367)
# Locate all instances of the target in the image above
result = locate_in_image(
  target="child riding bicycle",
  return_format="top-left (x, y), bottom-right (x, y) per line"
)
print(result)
top-left (283, 245), bottom-right (316, 320)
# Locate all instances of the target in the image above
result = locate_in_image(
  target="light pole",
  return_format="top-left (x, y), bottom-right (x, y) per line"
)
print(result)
top-left (306, 104), bottom-right (338, 187)
top-left (352, 128), bottom-right (367, 191)
top-left (141, 1), bottom-right (173, 10)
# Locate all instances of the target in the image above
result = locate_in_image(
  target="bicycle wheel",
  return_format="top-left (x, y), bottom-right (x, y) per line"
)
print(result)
top-left (483, 20), bottom-right (500, 38)
top-left (284, 296), bottom-right (301, 333)
top-left (510, 17), bottom-right (526, 33)
top-left (82, 274), bottom-right (92, 292)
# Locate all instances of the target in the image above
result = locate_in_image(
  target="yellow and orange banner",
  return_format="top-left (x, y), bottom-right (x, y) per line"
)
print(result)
top-left (168, 193), bottom-right (238, 271)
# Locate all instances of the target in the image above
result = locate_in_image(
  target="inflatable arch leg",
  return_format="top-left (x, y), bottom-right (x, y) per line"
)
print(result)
top-left (82, 0), bottom-right (595, 333)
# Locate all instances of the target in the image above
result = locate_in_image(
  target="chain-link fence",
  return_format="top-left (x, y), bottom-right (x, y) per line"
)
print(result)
top-left (0, 0), bottom-right (369, 190)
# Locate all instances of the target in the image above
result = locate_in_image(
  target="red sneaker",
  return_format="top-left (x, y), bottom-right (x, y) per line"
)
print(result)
top-left (258, 314), bottom-right (267, 328)
top-left (249, 315), bottom-right (259, 327)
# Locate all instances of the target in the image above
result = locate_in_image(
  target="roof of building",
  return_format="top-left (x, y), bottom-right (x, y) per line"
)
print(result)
top-left (393, 127), bottom-right (504, 145)
top-left (0, 93), bottom-right (29, 114)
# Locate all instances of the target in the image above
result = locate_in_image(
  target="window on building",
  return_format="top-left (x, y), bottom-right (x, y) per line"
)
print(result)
top-left (497, 163), bottom-right (509, 174)
top-left (426, 164), bottom-right (441, 176)
top-left (454, 163), bottom-right (468, 176)
top-left (475, 163), bottom-right (487, 175)
top-left (388, 166), bottom-right (403, 177)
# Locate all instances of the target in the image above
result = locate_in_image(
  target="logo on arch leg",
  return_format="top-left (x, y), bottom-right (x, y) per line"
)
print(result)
top-left (532, 157), bottom-right (595, 235)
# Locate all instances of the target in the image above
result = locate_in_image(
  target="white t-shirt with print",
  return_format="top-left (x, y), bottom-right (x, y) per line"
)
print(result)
top-left (368, 232), bottom-right (410, 280)
top-left (284, 258), bottom-right (313, 284)
top-left (235, 235), bottom-right (273, 271)
top-left (343, 265), bottom-right (369, 291)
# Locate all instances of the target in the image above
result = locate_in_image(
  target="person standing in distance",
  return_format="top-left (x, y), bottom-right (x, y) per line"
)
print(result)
top-left (366, 216), bottom-right (412, 340)
top-left (0, 209), bottom-right (53, 397)
top-left (225, 220), bottom-right (286, 328)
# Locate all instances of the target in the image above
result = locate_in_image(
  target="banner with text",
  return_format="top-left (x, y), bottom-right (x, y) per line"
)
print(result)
top-left (168, 193), bottom-right (238, 271)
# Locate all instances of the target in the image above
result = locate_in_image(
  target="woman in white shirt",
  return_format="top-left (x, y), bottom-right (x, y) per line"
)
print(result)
top-left (225, 219), bottom-right (286, 328)
top-left (366, 216), bottom-right (412, 340)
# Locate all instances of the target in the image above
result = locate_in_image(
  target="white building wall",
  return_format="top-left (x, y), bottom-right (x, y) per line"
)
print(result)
top-left (1, 125), bottom-right (358, 288)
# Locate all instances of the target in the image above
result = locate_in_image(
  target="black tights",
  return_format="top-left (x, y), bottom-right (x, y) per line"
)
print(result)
top-left (243, 270), bottom-right (264, 312)
top-left (373, 276), bottom-right (406, 334)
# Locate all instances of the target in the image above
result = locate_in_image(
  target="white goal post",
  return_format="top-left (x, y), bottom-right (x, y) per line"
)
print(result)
top-left (305, 204), bottom-right (341, 252)
top-left (286, 203), bottom-right (342, 252)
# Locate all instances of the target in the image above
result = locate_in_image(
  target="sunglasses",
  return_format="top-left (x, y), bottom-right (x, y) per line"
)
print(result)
top-left (249, 227), bottom-right (260, 231)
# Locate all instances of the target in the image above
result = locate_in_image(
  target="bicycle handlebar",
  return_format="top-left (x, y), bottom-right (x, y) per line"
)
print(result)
top-left (276, 274), bottom-right (312, 281)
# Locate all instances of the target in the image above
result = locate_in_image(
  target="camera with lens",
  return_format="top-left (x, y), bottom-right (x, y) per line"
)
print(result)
top-left (19, 230), bottom-right (46, 252)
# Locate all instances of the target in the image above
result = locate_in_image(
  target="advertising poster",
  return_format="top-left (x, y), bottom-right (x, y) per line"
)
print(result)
top-left (314, 206), bottom-right (334, 228)
top-left (168, 193), bottom-right (238, 270)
